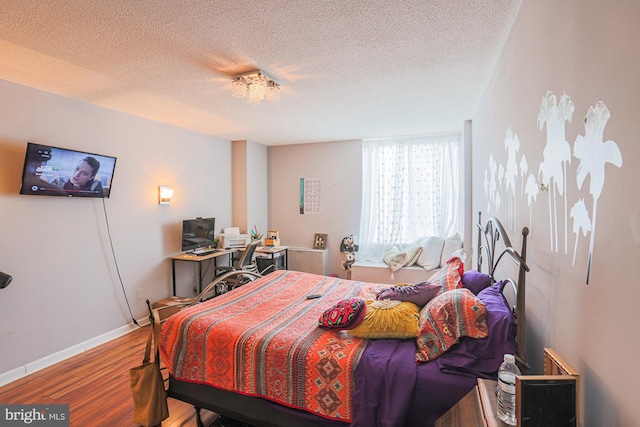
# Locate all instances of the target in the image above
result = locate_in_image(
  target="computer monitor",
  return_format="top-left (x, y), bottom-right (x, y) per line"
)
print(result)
top-left (181, 218), bottom-right (216, 252)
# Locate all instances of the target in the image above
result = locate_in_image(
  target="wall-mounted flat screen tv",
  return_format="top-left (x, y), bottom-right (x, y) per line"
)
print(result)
top-left (182, 218), bottom-right (216, 252)
top-left (19, 142), bottom-right (117, 198)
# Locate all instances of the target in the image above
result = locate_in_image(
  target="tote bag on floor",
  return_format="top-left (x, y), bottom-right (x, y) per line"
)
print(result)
top-left (130, 310), bottom-right (169, 427)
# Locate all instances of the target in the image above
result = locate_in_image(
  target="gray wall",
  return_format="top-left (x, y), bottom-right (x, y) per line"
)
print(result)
top-left (0, 79), bottom-right (232, 382)
top-left (268, 140), bottom-right (362, 277)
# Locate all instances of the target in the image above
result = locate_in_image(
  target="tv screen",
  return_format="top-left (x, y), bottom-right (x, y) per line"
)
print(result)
top-left (182, 218), bottom-right (216, 252)
top-left (19, 142), bottom-right (117, 198)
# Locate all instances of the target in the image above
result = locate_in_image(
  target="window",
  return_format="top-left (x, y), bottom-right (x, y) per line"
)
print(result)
top-left (358, 134), bottom-right (462, 261)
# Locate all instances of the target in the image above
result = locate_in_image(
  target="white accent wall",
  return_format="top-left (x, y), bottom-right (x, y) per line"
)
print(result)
top-left (472, 1), bottom-right (640, 425)
top-left (232, 139), bottom-right (268, 236)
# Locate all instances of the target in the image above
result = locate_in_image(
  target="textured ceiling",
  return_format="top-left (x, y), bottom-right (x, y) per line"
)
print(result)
top-left (0, 1), bottom-right (521, 146)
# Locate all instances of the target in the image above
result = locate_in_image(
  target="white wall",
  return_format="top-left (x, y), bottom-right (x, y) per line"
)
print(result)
top-left (472, 1), bottom-right (640, 425)
top-left (0, 80), bottom-right (232, 382)
top-left (268, 140), bottom-right (362, 278)
top-left (231, 140), bottom-right (268, 236)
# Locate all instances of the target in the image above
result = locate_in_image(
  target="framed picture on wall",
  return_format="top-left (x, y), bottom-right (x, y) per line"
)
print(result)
top-left (313, 233), bottom-right (327, 250)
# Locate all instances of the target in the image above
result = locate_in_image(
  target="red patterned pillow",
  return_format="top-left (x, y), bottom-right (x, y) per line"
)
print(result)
top-left (415, 288), bottom-right (488, 362)
top-left (318, 298), bottom-right (367, 330)
top-left (427, 256), bottom-right (464, 293)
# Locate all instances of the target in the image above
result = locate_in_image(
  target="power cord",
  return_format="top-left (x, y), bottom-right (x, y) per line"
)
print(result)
top-left (102, 199), bottom-right (140, 327)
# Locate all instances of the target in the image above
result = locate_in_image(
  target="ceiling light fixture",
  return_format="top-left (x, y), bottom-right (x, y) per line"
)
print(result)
top-left (231, 70), bottom-right (280, 105)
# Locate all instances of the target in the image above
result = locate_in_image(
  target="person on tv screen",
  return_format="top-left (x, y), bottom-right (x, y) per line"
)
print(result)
top-left (51, 156), bottom-right (104, 196)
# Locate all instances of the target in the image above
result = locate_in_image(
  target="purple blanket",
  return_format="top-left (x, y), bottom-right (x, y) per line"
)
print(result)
top-left (351, 339), bottom-right (477, 427)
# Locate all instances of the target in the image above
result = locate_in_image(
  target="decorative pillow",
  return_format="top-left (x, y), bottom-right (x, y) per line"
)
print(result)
top-left (462, 270), bottom-right (493, 295)
top-left (318, 297), bottom-right (367, 330)
top-left (403, 244), bottom-right (424, 267)
top-left (416, 236), bottom-right (446, 270)
top-left (426, 256), bottom-right (465, 294)
top-left (376, 281), bottom-right (442, 307)
top-left (415, 288), bottom-right (488, 362)
top-left (383, 246), bottom-right (408, 273)
top-left (349, 300), bottom-right (420, 339)
top-left (440, 233), bottom-right (463, 268)
top-left (436, 281), bottom-right (517, 375)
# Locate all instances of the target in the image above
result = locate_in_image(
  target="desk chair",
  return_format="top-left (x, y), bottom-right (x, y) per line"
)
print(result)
top-left (193, 270), bottom-right (263, 303)
top-left (212, 240), bottom-right (261, 292)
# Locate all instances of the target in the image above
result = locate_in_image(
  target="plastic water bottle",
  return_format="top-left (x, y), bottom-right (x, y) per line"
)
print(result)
top-left (497, 353), bottom-right (520, 425)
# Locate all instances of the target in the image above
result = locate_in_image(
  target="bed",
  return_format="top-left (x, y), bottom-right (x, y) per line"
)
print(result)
top-left (158, 214), bottom-right (529, 427)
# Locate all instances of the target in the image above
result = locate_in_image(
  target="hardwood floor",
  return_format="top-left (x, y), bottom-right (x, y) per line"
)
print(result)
top-left (0, 325), bottom-right (218, 426)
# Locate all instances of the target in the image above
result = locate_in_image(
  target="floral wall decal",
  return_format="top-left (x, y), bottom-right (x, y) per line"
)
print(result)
top-left (570, 198), bottom-right (591, 266)
top-left (504, 127), bottom-right (520, 230)
top-left (525, 173), bottom-right (539, 234)
top-left (483, 91), bottom-right (623, 285)
top-left (574, 101), bottom-right (623, 283)
top-left (519, 154), bottom-right (529, 197)
top-left (485, 154), bottom-right (498, 215)
top-left (537, 91), bottom-right (575, 254)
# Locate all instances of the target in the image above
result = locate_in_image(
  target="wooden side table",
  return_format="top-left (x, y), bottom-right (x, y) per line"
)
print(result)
top-left (256, 245), bottom-right (288, 270)
top-left (477, 379), bottom-right (509, 427)
top-left (434, 385), bottom-right (486, 427)
top-left (435, 379), bottom-right (508, 427)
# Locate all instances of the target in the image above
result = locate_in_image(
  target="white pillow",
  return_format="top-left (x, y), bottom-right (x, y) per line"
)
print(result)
top-left (383, 246), bottom-right (408, 272)
top-left (440, 233), bottom-right (463, 267)
top-left (404, 245), bottom-right (424, 267)
top-left (417, 236), bottom-right (445, 270)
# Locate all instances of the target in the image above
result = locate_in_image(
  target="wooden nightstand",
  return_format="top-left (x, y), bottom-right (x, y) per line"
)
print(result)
top-left (477, 379), bottom-right (509, 427)
top-left (435, 379), bottom-right (508, 427)
top-left (437, 349), bottom-right (579, 427)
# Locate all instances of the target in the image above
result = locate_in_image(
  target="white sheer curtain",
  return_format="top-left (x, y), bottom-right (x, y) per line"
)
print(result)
top-left (358, 134), bottom-right (462, 261)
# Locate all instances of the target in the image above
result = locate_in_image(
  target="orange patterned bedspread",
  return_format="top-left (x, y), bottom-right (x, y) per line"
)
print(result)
top-left (159, 270), bottom-right (372, 422)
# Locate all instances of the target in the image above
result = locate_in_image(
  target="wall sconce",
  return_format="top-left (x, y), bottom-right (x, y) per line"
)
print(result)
top-left (0, 271), bottom-right (12, 289)
top-left (158, 186), bottom-right (174, 205)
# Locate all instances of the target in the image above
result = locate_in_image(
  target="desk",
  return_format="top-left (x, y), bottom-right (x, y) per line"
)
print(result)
top-left (256, 246), bottom-right (288, 271)
top-left (171, 250), bottom-right (232, 295)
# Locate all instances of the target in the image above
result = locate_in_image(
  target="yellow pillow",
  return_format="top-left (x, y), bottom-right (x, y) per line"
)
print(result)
top-left (349, 300), bottom-right (420, 339)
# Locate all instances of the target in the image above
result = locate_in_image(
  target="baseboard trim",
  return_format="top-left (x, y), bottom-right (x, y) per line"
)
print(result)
top-left (0, 317), bottom-right (149, 388)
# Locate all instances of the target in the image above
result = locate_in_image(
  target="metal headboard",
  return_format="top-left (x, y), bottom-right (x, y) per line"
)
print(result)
top-left (476, 211), bottom-right (531, 372)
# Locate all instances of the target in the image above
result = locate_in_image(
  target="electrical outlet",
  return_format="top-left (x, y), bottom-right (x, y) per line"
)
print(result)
top-left (136, 289), bottom-right (143, 300)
